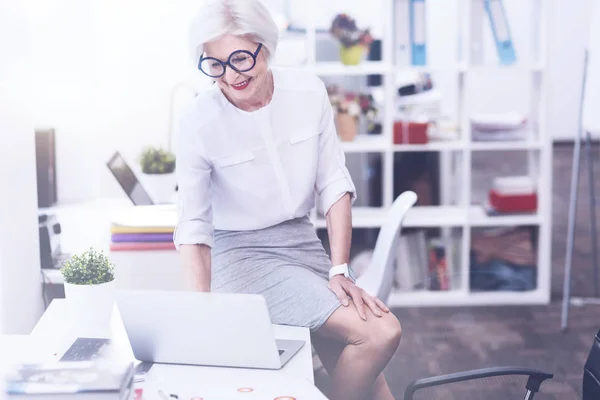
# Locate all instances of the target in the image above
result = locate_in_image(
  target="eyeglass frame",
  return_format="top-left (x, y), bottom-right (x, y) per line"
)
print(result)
top-left (198, 43), bottom-right (263, 78)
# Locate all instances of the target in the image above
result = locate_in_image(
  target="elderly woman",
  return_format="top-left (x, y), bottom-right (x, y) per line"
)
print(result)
top-left (174, 1), bottom-right (402, 399)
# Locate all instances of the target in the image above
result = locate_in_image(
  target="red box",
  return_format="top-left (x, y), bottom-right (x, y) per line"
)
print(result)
top-left (393, 121), bottom-right (428, 144)
top-left (489, 189), bottom-right (537, 213)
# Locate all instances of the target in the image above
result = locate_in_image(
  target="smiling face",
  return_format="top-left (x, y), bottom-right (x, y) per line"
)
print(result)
top-left (203, 35), bottom-right (270, 108)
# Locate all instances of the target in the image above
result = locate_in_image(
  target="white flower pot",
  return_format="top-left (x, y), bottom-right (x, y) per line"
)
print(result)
top-left (141, 172), bottom-right (177, 204)
top-left (63, 280), bottom-right (116, 338)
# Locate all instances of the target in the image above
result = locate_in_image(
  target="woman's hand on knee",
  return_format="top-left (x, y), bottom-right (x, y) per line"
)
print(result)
top-left (327, 276), bottom-right (390, 321)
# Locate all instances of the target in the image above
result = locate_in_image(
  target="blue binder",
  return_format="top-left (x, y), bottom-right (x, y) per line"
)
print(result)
top-left (409, 0), bottom-right (426, 65)
top-left (483, 0), bottom-right (517, 64)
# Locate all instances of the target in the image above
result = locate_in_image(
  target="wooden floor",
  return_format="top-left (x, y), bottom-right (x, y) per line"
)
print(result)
top-left (315, 143), bottom-right (600, 399)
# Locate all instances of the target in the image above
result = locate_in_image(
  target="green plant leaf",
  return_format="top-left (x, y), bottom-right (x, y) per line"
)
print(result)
top-left (59, 247), bottom-right (115, 285)
top-left (139, 146), bottom-right (176, 174)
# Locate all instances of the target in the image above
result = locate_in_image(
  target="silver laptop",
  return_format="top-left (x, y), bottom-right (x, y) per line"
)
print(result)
top-left (115, 290), bottom-right (305, 370)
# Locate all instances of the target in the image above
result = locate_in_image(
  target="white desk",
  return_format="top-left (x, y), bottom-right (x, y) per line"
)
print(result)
top-left (19, 299), bottom-right (325, 399)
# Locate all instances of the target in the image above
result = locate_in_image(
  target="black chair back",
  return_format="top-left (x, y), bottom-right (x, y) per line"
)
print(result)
top-left (584, 328), bottom-right (600, 400)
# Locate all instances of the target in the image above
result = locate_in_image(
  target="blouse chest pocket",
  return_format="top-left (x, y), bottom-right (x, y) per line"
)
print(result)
top-left (289, 130), bottom-right (321, 145)
top-left (212, 151), bottom-right (266, 199)
top-left (288, 130), bottom-right (320, 182)
top-left (214, 151), bottom-right (255, 168)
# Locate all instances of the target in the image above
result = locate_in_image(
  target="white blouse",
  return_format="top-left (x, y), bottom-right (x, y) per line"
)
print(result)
top-left (173, 66), bottom-right (357, 249)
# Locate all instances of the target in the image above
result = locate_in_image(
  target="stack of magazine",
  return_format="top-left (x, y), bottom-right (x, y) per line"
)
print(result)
top-left (4, 361), bottom-right (134, 399)
top-left (470, 112), bottom-right (528, 142)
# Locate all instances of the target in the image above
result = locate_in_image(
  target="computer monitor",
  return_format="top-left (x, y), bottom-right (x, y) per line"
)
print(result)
top-left (106, 152), bottom-right (154, 206)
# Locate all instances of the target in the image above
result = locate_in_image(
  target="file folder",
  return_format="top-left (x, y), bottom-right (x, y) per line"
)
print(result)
top-left (483, 0), bottom-right (517, 64)
top-left (395, 0), bottom-right (411, 65)
top-left (409, 0), bottom-right (426, 65)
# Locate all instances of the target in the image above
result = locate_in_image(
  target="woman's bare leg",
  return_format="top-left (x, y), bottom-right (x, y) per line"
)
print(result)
top-left (313, 334), bottom-right (395, 400)
top-left (313, 300), bottom-right (402, 400)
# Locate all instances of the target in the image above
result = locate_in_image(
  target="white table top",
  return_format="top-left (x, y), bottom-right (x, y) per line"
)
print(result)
top-left (30, 299), bottom-right (316, 383)
top-left (14, 299), bottom-right (324, 399)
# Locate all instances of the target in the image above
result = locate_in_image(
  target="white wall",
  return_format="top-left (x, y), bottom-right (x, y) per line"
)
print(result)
top-left (547, 0), bottom-right (594, 141)
top-left (24, 0), bottom-right (213, 203)
top-left (16, 0), bottom-right (596, 204)
top-left (0, 0), bottom-right (45, 334)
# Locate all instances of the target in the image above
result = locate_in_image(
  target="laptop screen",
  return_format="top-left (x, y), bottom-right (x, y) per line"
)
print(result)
top-left (106, 152), bottom-right (154, 206)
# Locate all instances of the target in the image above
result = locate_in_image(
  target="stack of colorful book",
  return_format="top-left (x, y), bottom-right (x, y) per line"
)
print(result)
top-left (109, 206), bottom-right (177, 251)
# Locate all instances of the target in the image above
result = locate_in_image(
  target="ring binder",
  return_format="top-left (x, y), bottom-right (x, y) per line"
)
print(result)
top-left (483, 0), bottom-right (517, 64)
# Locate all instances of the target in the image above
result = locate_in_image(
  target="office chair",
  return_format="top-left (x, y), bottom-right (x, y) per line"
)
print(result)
top-left (393, 258), bottom-right (600, 399)
top-left (403, 327), bottom-right (600, 399)
top-left (403, 366), bottom-right (553, 399)
top-left (584, 328), bottom-right (600, 399)
top-left (356, 191), bottom-right (418, 303)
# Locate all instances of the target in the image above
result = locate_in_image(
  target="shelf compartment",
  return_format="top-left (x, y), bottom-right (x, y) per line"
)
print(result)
top-left (468, 206), bottom-right (541, 227)
top-left (314, 205), bottom-right (540, 229)
top-left (393, 142), bottom-right (463, 152)
top-left (313, 205), bottom-right (467, 229)
top-left (313, 207), bottom-right (384, 229)
top-left (470, 140), bottom-right (543, 151)
top-left (467, 63), bottom-right (545, 72)
top-left (387, 288), bottom-right (546, 307)
top-left (470, 225), bottom-right (539, 293)
top-left (309, 61), bottom-right (391, 76)
top-left (392, 226), bottom-right (464, 293)
top-left (395, 64), bottom-right (468, 73)
top-left (341, 135), bottom-right (388, 153)
top-left (405, 206), bottom-right (466, 227)
top-left (396, 89), bottom-right (443, 107)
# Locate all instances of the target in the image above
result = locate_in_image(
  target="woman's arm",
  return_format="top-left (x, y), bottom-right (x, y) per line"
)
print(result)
top-left (326, 193), bottom-right (353, 267)
top-left (315, 80), bottom-right (389, 319)
top-left (173, 109), bottom-right (214, 292)
top-left (326, 197), bottom-right (390, 320)
top-left (180, 244), bottom-right (212, 292)
top-left (326, 193), bottom-right (389, 320)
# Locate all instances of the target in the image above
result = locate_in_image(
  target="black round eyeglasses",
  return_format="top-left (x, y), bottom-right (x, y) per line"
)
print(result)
top-left (198, 43), bottom-right (263, 78)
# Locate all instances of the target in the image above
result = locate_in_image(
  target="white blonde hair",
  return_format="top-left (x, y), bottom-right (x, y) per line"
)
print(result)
top-left (188, 0), bottom-right (279, 65)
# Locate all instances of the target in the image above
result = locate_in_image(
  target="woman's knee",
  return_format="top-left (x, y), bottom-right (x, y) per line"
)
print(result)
top-left (349, 313), bottom-right (402, 356)
top-left (318, 301), bottom-right (402, 354)
top-left (379, 312), bottom-right (402, 352)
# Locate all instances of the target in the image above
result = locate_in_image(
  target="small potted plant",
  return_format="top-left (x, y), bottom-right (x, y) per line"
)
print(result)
top-left (327, 85), bottom-right (379, 141)
top-left (60, 248), bottom-right (116, 337)
top-left (330, 13), bottom-right (374, 65)
top-left (139, 146), bottom-right (177, 204)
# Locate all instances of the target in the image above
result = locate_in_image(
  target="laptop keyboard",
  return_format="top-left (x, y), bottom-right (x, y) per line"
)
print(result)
top-left (60, 338), bottom-right (110, 362)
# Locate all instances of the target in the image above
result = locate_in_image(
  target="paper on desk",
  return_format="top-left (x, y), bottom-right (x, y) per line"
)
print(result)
top-left (149, 377), bottom-right (326, 400)
top-left (146, 364), bottom-right (326, 399)
top-left (110, 205), bottom-right (177, 228)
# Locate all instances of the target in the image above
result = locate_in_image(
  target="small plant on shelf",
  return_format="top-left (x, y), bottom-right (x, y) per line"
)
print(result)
top-left (60, 247), bottom-right (114, 285)
top-left (327, 85), bottom-right (377, 118)
top-left (327, 85), bottom-right (379, 141)
top-left (329, 13), bottom-right (374, 65)
top-left (139, 146), bottom-right (176, 175)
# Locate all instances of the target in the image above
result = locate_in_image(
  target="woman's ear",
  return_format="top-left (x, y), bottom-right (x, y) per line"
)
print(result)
top-left (260, 47), bottom-right (270, 64)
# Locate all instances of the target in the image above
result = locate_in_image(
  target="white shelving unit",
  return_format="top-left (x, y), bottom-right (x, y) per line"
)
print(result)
top-left (289, 0), bottom-right (551, 307)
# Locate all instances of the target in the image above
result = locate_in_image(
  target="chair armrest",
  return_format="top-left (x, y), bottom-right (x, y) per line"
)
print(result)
top-left (404, 366), bottom-right (553, 400)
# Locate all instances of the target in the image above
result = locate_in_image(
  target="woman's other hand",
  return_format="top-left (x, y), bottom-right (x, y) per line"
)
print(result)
top-left (327, 276), bottom-right (390, 321)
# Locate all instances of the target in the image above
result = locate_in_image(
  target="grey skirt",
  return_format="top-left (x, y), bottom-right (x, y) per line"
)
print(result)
top-left (211, 215), bottom-right (342, 332)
